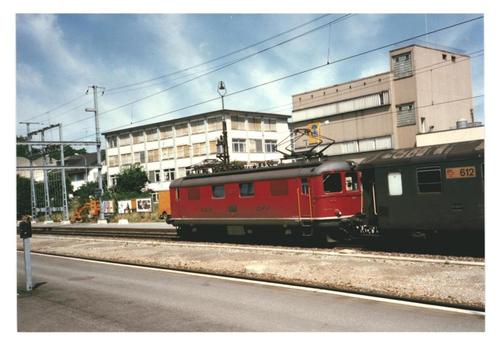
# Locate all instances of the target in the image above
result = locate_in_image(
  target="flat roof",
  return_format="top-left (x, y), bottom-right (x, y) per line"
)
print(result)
top-left (292, 71), bottom-right (390, 98)
top-left (389, 43), bottom-right (470, 57)
top-left (102, 109), bottom-right (290, 136)
top-left (292, 44), bottom-right (470, 99)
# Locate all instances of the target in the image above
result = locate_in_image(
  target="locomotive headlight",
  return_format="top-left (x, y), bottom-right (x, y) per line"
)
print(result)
top-left (335, 209), bottom-right (342, 217)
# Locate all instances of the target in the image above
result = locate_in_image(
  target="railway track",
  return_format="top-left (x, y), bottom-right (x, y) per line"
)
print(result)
top-left (28, 224), bottom-right (484, 259)
top-left (31, 224), bottom-right (179, 240)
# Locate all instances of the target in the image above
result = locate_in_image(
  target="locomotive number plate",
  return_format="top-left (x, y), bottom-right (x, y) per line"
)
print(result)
top-left (445, 166), bottom-right (476, 179)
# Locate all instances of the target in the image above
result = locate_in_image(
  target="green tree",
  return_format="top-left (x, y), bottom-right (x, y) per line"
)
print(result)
top-left (16, 136), bottom-right (41, 158)
top-left (48, 145), bottom-right (86, 161)
top-left (73, 181), bottom-right (99, 203)
top-left (113, 164), bottom-right (149, 194)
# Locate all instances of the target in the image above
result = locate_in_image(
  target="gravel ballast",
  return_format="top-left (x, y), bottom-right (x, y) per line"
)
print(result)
top-left (17, 235), bottom-right (485, 310)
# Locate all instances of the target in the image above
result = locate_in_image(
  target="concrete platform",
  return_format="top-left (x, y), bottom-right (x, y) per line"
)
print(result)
top-left (17, 235), bottom-right (485, 310)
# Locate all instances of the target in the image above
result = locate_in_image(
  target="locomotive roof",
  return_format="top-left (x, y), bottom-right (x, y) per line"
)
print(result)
top-left (356, 140), bottom-right (484, 168)
top-left (170, 160), bottom-right (354, 188)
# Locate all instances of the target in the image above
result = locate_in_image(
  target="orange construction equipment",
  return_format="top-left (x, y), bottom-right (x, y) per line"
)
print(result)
top-left (70, 199), bottom-right (100, 223)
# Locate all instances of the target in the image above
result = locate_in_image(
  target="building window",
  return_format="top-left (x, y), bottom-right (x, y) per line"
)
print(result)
top-left (175, 123), bottom-right (188, 137)
top-left (163, 168), bottom-right (175, 181)
top-left (176, 145), bottom-right (190, 159)
top-left (162, 147), bottom-right (175, 160)
top-left (208, 117), bottom-right (223, 131)
top-left (301, 178), bottom-right (309, 194)
top-left (160, 126), bottom-right (173, 139)
top-left (146, 129), bottom-right (158, 142)
top-left (265, 140), bottom-right (277, 153)
top-left (345, 172), bottom-right (359, 191)
top-left (108, 136), bottom-right (118, 148)
top-left (397, 102), bottom-right (416, 127)
top-left (212, 185), bottom-right (225, 198)
top-left (134, 151), bottom-right (145, 164)
top-left (388, 172), bottom-right (403, 196)
top-left (358, 136), bottom-right (392, 152)
top-left (240, 182), bottom-right (254, 197)
top-left (119, 134), bottom-right (131, 146)
top-left (148, 170), bottom-right (161, 183)
top-left (392, 52), bottom-right (412, 78)
top-left (323, 173), bottom-right (342, 193)
top-left (190, 120), bottom-right (205, 134)
top-left (120, 153), bottom-right (132, 165)
top-left (270, 180), bottom-right (288, 196)
top-left (232, 138), bottom-right (246, 153)
top-left (192, 142), bottom-right (207, 156)
top-left (248, 118), bottom-right (262, 131)
top-left (263, 119), bottom-right (277, 131)
top-left (147, 149), bottom-right (159, 162)
top-left (111, 175), bottom-right (118, 186)
top-left (132, 131), bottom-right (144, 144)
top-left (209, 140), bottom-right (218, 154)
top-left (417, 167), bottom-right (442, 193)
top-left (151, 193), bottom-right (158, 203)
top-left (188, 188), bottom-right (200, 200)
top-left (108, 155), bottom-right (119, 167)
top-left (249, 139), bottom-right (263, 153)
top-left (341, 141), bottom-right (359, 154)
top-left (231, 115), bottom-right (246, 130)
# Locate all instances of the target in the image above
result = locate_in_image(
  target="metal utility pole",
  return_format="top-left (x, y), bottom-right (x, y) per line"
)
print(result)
top-left (86, 85), bottom-right (106, 223)
top-left (216, 81), bottom-right (230, 166)
top-left (40, 130), bottom-right (52, 222)
top-left (58, 125), bottom-right (69, 222)
top-left (19, 122), bottom-right (40, 219)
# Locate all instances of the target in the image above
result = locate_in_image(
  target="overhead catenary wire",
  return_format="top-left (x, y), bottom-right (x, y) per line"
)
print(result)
top-left (63, 15), bottom-right (483, 140)
top-left (99, 14), bottom-right (354, 116)
top-left (72, 94), bottom-right (484, 143)
top-left (22, 93), bottom-right (87, 122)
top-left (255, 50), bottom-right (484, 113)
top-left (105, 14), bottom-right (341, 93)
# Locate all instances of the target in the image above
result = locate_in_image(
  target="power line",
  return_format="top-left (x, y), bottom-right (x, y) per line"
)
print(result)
top-left (106, 14), bottom-right (340, 93)
top-left (71, 94), bottom-right (484, 143)
top-left (22, 93), bottom-right (87, 122)
top-left (256, 50), bottom-right (484, 113)
top-left (99, 14), bottom-right (354, 116)
top-left (63, 15), bottom-right (483, 139)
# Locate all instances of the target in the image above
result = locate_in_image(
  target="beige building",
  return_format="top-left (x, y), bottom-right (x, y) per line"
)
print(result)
top-left (103, 109), bottom-right (290, 191)
top-left (291, 44), bottom-right (476, 155)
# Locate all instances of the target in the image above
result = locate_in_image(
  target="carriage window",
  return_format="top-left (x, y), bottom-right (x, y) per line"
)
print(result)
top-left (388, 172), bottom-right (403, 196)
top-left (301, 178), bottom-right (309, 194)
top-left (323, 173), bottom-right (342, 193)
top-left (345, 172), bottom-right (359, 191)
top-left (270, 180), bottom-right (288, 196)
top-left (417, 167), bottom-right (441, 193)
top-left (212, 185), bottom-right (225, 198)
top-left (240, 182), bottom-right (254, 197)
top-left (188, 188), bottom-right (200, 200)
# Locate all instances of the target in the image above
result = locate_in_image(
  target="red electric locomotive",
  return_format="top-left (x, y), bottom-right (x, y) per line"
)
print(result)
top-left (168, 160), bottom-right (363, 241)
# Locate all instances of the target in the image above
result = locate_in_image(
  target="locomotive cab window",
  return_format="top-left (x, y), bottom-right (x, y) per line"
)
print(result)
top-left (323, 173), bottom-right (342, 193)
top-left (417, 167), bottom-right (442, 193)
top-left (212, 185), bottom-right (225, 198)
top-left (345, 172), bottom-right (359, 191)
top-left (239, 182), bottom-right (254, 197)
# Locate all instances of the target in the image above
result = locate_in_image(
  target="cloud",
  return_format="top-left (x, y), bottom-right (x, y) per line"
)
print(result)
top-left (16, 63), bottom-right (44, 92)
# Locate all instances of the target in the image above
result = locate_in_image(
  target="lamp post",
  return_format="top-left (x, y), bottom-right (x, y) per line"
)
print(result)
top-left (216, 81), bottom-right (230, 166)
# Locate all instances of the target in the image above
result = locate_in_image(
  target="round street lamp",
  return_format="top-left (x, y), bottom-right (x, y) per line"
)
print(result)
top-left (216, 81), bottom-right (229, 166)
